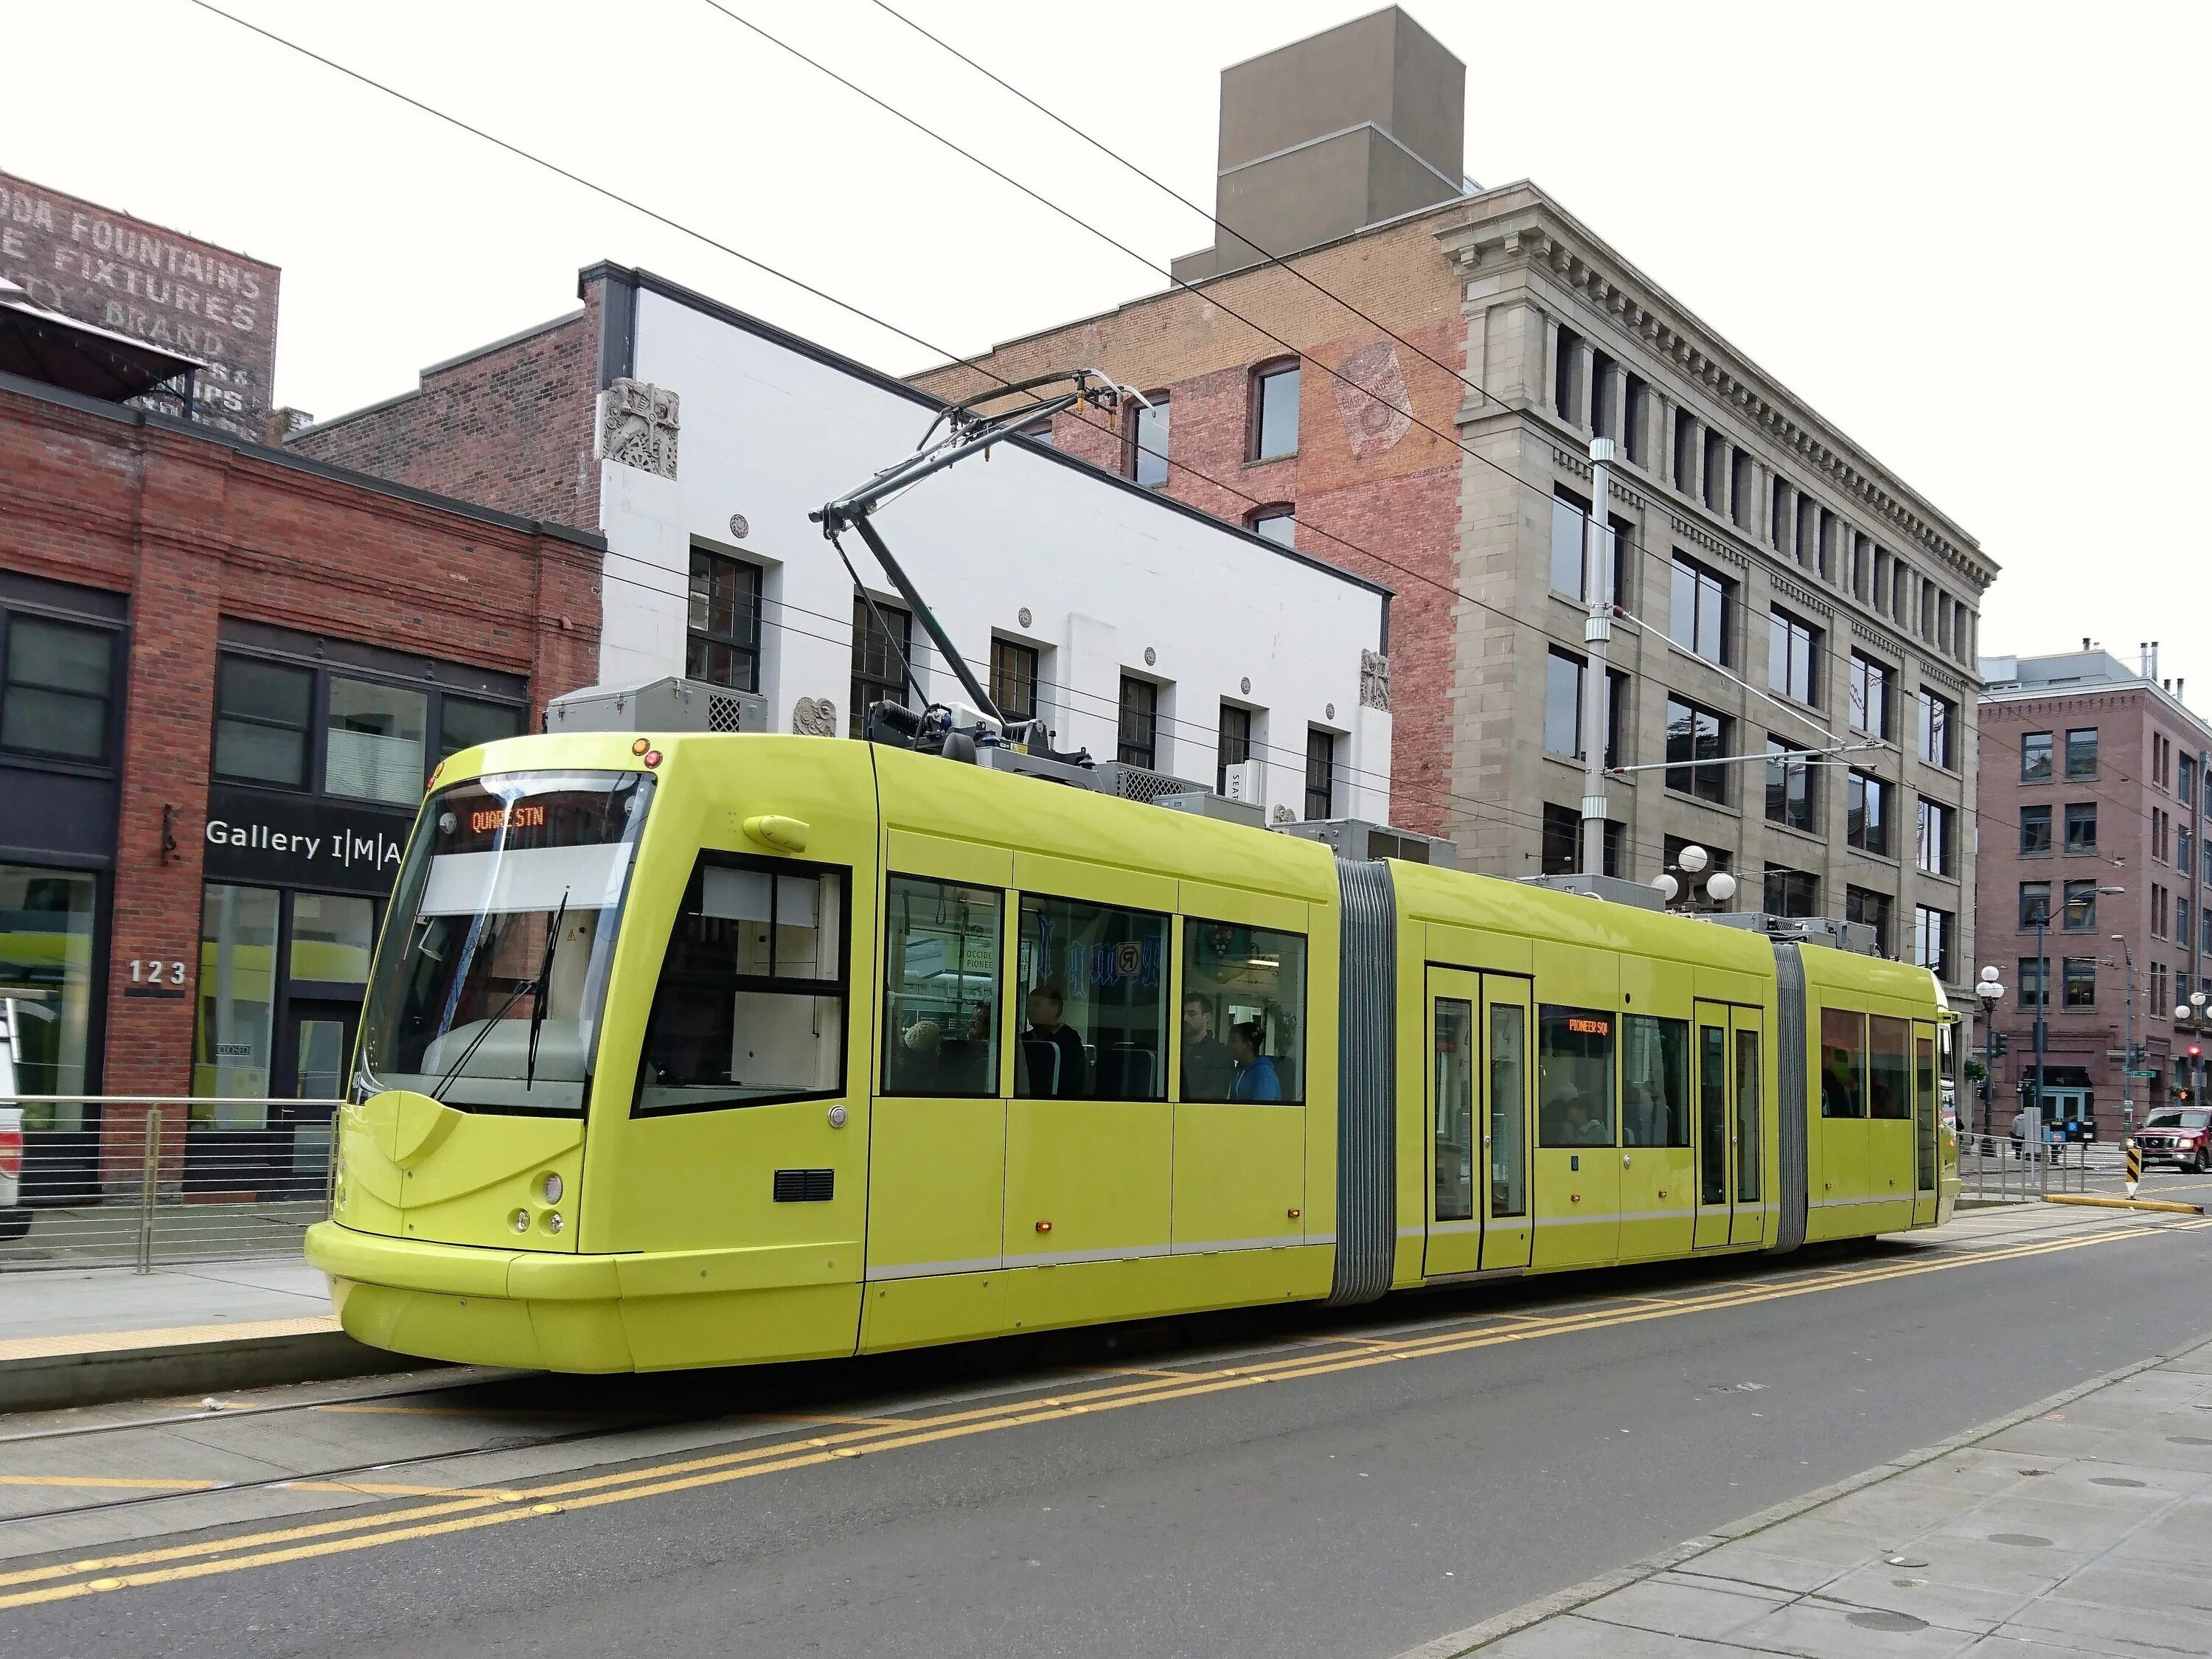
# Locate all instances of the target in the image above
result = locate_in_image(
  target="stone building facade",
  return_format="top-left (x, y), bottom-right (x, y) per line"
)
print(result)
top-left (1975, 650), bottom-right (2212, 1138)
top-left (916, 17), bottom-right (1994, 1003)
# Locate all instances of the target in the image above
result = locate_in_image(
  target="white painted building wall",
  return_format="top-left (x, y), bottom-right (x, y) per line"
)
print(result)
top-left (592, 274), bottom-right (1392, 826)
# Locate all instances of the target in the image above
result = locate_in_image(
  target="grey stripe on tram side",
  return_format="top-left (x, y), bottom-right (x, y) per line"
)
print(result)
top-left (1328, 858), bottom-right (1397, 1307)
top-left (1769, 939), bottom-right (1811, 1255)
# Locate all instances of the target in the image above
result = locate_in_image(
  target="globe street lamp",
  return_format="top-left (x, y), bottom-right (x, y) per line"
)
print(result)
top-left (1975, 967), bottom-right (2005, 1138)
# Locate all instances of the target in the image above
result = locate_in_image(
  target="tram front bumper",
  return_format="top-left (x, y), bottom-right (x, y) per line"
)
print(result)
top-left (305, 1222), bottom-right (861, 1373)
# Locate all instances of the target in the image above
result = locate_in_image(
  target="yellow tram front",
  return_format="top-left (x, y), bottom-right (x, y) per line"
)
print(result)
top-left (307, 731), bottom-right (880, 1371)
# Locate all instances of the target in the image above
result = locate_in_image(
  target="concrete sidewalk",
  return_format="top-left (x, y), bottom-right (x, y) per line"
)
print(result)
top-left (1405, 1338), bottom-right (2212, 1658)
top-left (0, 1256), bottom-right (420, 1411)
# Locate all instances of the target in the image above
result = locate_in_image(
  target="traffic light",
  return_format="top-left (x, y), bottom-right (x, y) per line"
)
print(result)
top-left (2191, 1044), bottom-right (2202, 1061)
top-left (1991, 1032), bottom-right (2009, 1060)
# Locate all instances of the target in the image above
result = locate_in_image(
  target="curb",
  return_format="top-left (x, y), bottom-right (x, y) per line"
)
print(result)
top-left (1390, 1332), bottom-right (2212, 1659)
top-left (1, 1325), bottom-right (434, 1413)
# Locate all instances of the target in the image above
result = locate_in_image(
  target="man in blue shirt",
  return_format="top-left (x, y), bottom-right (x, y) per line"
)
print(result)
top-left (1228, 1020), bottom-right (1282, 1102)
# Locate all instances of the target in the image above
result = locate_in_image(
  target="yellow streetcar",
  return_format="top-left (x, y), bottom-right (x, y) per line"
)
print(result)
top-left (305, 730), bottom-right (1958, 1374)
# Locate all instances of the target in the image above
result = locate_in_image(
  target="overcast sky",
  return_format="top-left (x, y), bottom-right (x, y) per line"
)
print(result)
top-left (9, 0), bottom-right (2205, 692)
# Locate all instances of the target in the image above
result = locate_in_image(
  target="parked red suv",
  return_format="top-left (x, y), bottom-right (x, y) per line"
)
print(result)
top-left (2135, 1108), bottom-right (2212, 1172)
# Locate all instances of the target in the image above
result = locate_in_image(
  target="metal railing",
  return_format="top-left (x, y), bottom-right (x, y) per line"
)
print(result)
top-left (1959, 1134), bottom-right (2107, 1202)
top-left (1, 1096), bottom-right (344, 1273)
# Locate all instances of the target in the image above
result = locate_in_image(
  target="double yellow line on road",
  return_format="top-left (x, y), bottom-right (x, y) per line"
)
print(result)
top-left (0, 1216), bottom-right (2180, 1613)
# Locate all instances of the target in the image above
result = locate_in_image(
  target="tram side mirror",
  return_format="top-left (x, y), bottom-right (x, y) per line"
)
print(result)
top-left (742, 815), bottom-right (811, 855)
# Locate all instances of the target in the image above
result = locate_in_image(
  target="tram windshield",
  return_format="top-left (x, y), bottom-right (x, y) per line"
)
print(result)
top-left (360, 770), bottom-right (653, 1113)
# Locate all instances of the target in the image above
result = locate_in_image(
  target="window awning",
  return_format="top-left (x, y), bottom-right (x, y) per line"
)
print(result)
top-left (0, 278), bottom-right (203, 407)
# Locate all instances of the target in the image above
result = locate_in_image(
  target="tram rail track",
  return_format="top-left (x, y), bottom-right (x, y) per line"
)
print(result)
top-left (4, 1211), bottom-right (2200, 1585)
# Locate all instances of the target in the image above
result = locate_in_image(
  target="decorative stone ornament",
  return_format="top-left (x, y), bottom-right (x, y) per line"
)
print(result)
top-left (728, 513), bottom-right (750, 540)
top-left (1144, 647), bottom-right (1157, 667)
top-left (1018, 607), bottom-right (1032, 629)
top-left (1240, 677), bottom-right (1251, 695)
top-left (1360, 650), bottom-right (1391, 712)
top-left (595, 378), bottom-right (679, 479)
top-left (790, 696), bottom-right (839, 737)
top-left (1271, 804), bottom-right (1295, 824)
top-left (1326, 703), bottom-right (1336, 720)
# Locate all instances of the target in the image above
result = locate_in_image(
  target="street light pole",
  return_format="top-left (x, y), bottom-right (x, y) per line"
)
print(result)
top-left (2111, 934), bottom-right (2135, 1136)
top-left (1975, 965), bottom-right (2005, 1141)
top-left (2034, 912), bottom-right (2048, 1139)
top-left (1578, 437), bottom-right (1615, 879)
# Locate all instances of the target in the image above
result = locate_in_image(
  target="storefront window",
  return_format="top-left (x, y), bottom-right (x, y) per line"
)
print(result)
top-left (325, 678), bottom-right (428, 804)
top-left (194, 883), bottom-right (279, 1120)
top-left (213, 657), bottom-right (313, 787)
top-left (439, 695), bottom-right (526, 759)
top-left (0, 864), bottom-right (96, 1130)
top-left (290, 893), bottom-right (376, 986)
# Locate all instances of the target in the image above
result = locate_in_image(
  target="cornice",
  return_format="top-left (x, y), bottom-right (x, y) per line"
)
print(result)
top-left (1438, 187), bottom-right (1996, 597)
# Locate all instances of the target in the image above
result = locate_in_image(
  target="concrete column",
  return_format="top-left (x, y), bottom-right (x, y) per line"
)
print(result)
top-left (1543, 316), bottom-right (1563, 418)
top-left (1677, 411), bottom-right (1701, 496)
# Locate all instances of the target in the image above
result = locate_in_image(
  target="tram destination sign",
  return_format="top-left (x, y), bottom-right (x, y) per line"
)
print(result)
top-left (203, 785), bottom-right (414, 897)
top-left (0, 170), bottom-right (281, 442)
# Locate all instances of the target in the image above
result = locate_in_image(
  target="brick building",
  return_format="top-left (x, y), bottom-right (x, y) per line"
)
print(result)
top-left (0, 333), bottom-right (600, 1197)
top-left (1975, 647), bottom-right (2211, 1138)
top-left (913, 7), bottom-right (1998, 1004)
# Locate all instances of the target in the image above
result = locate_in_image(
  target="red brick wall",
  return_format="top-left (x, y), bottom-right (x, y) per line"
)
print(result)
top-left (0, 383), bottom-right (603, 1140)
top-left (286, 284), bottom-right (601, 531)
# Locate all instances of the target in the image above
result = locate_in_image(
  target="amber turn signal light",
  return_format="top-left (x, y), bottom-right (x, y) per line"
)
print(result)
top-left (631, 737), bottom-right (650, 755)
top-left (1034, 1220), bottom-right (1053, 1233)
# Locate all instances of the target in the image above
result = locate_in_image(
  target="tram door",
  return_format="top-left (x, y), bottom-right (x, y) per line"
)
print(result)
top-left (1424, 970), bottom-right (1533, 1277)
top-left (1912, 1024), bottom-right (1940, 1226)
top-left (1694, 1002), bottom-right (1766, 1248)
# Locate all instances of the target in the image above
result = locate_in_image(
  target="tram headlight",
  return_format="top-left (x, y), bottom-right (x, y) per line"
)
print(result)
top-left (545, 1211), bottom-right (564, 1235)
top-left (511, 1208), bottom-right (531, 1234)
top-left (539, 1172), bottom-right (563, 1206)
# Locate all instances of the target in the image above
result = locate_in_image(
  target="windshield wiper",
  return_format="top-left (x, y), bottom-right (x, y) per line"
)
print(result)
top-left (425, 972), bottom-right (540, 1105)
top-left (526, 889), bottom-right (570, 1093)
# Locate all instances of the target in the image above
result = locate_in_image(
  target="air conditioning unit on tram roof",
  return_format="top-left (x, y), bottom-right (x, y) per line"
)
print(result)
top-left (546, 676), bottom-right (767, 737)
top-left (1276, 818), bottom-right (1458, 869)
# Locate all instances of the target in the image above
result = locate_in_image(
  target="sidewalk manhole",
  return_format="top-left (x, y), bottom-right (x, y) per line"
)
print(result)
top-left (2090, 1477), bottom-right (2147, 1488)
top-left (1848, 1611), bottom-right (1928, 1632)
top-left (1883, 1555), bottom-right (1927, 1568)
top-left (2167, 1436), bottom-right (2212, 1447)
top-left (1990, 1533), bottom-right (2053, 1548)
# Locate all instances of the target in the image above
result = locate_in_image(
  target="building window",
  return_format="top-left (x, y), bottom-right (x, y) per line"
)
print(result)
top-left (1663, 695), bottom-right (1729, 803)
top-left (990, 638), bottom-right (1039, 725)
top-left (1304, 728), bottom-right (1338, 821)
top-left (1765, 864), bottom-right (1818, 917)
top-left (1131, 394), bottom-right (1169, 487)
top-left (2020, 805), bottom-right (2052, 855)
top-left (1544, 650), bottom-right (1623, 766)
top-left (1672, 411), bottom-right (1694, 491)
top-left (2183, 757), bottom-right (2197, 808)
top-left (1216, 703), bottom-right (1252, 796)
top-left (1916, 798), bottom-right (1955, 877)
top-left (1621, 375), bottom-right (1647, 465)
top-left (2064, 801), bottom-right (2096, 853)
top-left (2154, 808), bottom-right (2171, 864)
top-left (1729, 451), bottom-right (1751, 529)
top-left (1913, 906), bottom-right (1954, 978)
top-left (1252, 362), bottom-right (1300, 460)
top-left (2063, 958), bottom-right (2097, 1008)
top-left (1846, 771), bottom-right (1890, 856)
top-left (2183, 906), bottom-right (2195, 956)
top-left (213, 656), bottom-right (314, 787)
top-left (2152, 961), bottom-right (2168, 1015)
top-left (2020, 881), bottom-right (2052, 928)
top-left (1848, 651), bottom-right (1892, 739)
top-left (1589, 351), bottom-right (1614, 437)
top-left (324, 678), bottom-right (428, 805)
top-left (1765, 737), bottom-right (1816, 832)
top-left (1767, 610), bottom-right (1818, 705)
top-left (1554, 327), bottom-right (1581, 419)
top-left (439, 695), bottom-right (524, 759)
top-left (1541, 803), bottom-right (1624, 877)
top-left (195, 882), bottom-right (281, 1099)
top-left (1116, 675), bottom-right (1158, 770)
top-left (686, 548), bottom-right (762, 692)
top-left (1669, 554), bottom-right (1732, 666)
top-left (2154, 883), bottom-right (2168, 938)
top-left (2017, 957), bottom-right (2047, 1009)
top-left (1248, 505), bottom-right (1295, 548)
top-left (0, 863), bottom-right (97, 1116)
top-left (2020, 730), bottom-right (2053, 782)
top-left (2065, 727), bottom-right (2098, 778)
top-left (1918, 689), bottom-right (1956, 770)
top-left (2183, 828), bottom-right (2196, 877)
top-left (1549, 487), bottom-right (1621, 603)
top-left (1018, 418), bottom-right (1054, 447)
top-left (1, 614), bottom-right (114, 763)
top-left (849, 597), bottom-right (912, 739)
top-left (2062, 879), bottom-right (2098, 932)
top-left (1846, 887), bottom-right (1893, 956)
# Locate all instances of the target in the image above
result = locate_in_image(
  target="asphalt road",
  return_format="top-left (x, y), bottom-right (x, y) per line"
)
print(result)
top-left (5, 1203), bottom-right (2210, 1659)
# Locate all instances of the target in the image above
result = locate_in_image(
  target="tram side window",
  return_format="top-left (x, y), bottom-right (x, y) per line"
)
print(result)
top-left (1181, 918), bottom-right (1307, 1102)
top-left (1820, 1008), bottom-right (1866, 1118)
top-left (1015, 893), bottom-right (1168, 1100)
top-left (881, 874), bottom-right (1001, 1098)
top-left (1538, 1007), bottom-right (1615, 1147)
top-left (1621, 1014), bottom-right (1691, 1147)
top-left (635, 855), bottom-right (848, 1113)
top-left (1867, 1015), bottom-right (1912, 1119)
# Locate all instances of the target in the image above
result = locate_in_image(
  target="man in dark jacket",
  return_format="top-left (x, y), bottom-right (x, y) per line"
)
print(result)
top-left (1022, 984), bottom-right (1089, 1098)
top-left (1180, 994), bottom-right (1235, 1101)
